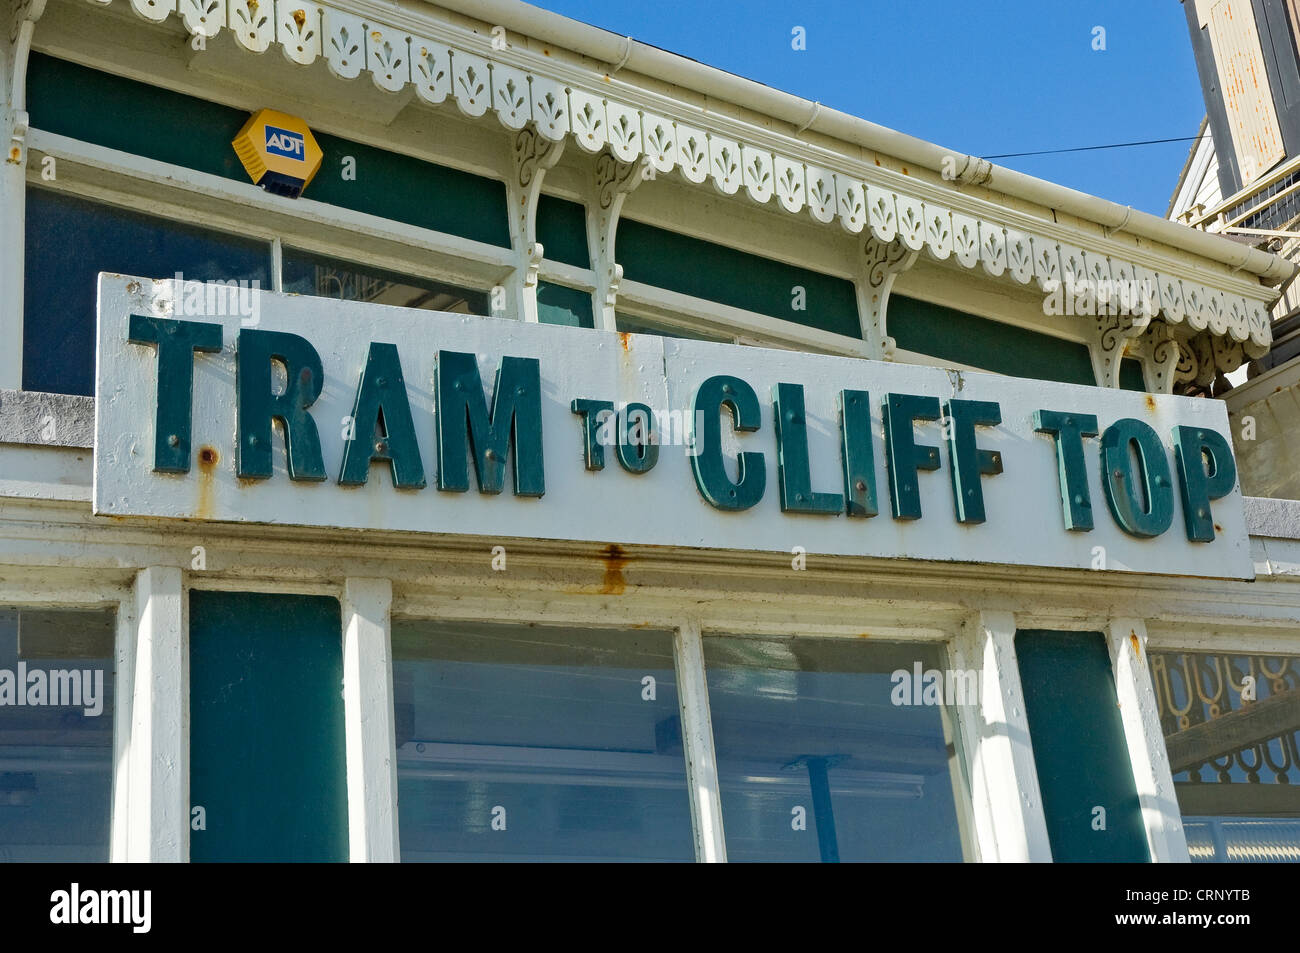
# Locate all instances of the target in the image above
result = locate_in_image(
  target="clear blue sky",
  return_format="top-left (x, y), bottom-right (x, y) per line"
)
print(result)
top-left (539, 0), bottom-right (1206, 216)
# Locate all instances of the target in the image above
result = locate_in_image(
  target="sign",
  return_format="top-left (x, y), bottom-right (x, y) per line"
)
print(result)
top-left (231, 109), bottom-right (322, 199)
top-left (93, 275), bottom-right (1254, 579)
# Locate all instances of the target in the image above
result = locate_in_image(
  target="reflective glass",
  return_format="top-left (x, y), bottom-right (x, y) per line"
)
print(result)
top-left (23, 187), bottom-right (272, 396)
top-left (0, 609), bottom-right (114, 861)
top-left (1151, 649), bottom-right (1300, 862)
top-left (281, 247), bottom-right (487, 314)
top-left (393, 622), bottom-right (693, 861)
top-left (704, 635), bottom-right (967, 862)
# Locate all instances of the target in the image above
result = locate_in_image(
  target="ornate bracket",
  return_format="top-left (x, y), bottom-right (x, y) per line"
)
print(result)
top-left (588, 150), bottom-right (650, 330)
top-left (857, 233), bottom-right (917, 361)
top-left (1088, 310), bottom-right (1150, 388)
top-left (6, 0), bottom-right (47, 165)
top-left (1137, 321), bottom-right (1182, 395)
top-left (505, 126), bottom-right (565, 321)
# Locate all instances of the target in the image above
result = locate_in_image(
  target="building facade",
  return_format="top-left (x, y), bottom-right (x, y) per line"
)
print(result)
top-left (1, 0), bottom-right (1299, 862)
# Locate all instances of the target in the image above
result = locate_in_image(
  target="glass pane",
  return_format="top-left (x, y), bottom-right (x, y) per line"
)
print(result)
top-left (1150, 649), bottom-right (1300, 862)
top-left (23, 186), bottom-right (272, 396)
top-left (537, 281), bottom-right (594, 328)
top-left (704, 635), bottom-right (967, 862)
top-left (281, 247), bottom-right (487, 314)
top-left (0, 608), bottom-right (115, 861)
top-left (615, 311), bottom-right (731, 342)
top-left (392, 621), bottom-right (693, 861)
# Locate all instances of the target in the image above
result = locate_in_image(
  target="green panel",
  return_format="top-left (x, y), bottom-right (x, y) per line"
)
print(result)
top-left (537, 195), bottom-right (589, 267)
top-left (616, 219), bottom-right (860, 338)
top-left (1120, 358), bottom-right (1145, 392)
top-left (889, 295), bottom-right (1097, 385)
top-left (189, 590), bottom-right (346, 862)
top-left (1016, 630), bottom-right (1150, 862)
top-left (26, 53), bottom-right (510, 247)
top-left (537, 281), bottom-right (594, 328)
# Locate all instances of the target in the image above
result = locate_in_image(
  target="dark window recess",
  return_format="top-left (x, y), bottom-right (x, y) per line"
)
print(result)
top-left (537, 281), bottom-right (594, 329)
top-left (536, 195), bottom-right (589, 268)
top-left (282, 248), bottom-right (487, 314)
top-left (26, 52), bottom-right (511, 247)
top-left (616, 219), bottom-right (861, 339)
top-left (23, 187), bottom-right (272, 396)
top-left (1016, 630), bottom-right (1150, 862)
top-left (890, 295), bottom-right (1146, 390)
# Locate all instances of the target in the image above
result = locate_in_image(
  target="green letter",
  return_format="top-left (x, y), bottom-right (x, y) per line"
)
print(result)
top-left (883, 393), bottom-right (941, 520)
top-left (236, 328), bottom-right (326, 481)
top-left (436, 350), bottom-right (545, 496)
top-left (691, 375), bottom-right (765, 511)
top-left (337, 342), bottom-right (425, 489)
top-left (571, 398), bottom-right (614, 471)
top-left (617, 402), bottom-right (659, 474)
top-left (773, 383), bottom-right (842, 514)
top-left (1172, 426), bottom-right (1237, 542)
top-left (839, 389), bottom-right (878, 518)
top-left (1034, 409), bottom-right (1099, 531)
top-left (943, 398), bottom-right (1003, 524)
top-left (1100, 418), bottom-right (1174, 538)
top-left (127, 314), bottom-right (222, 473)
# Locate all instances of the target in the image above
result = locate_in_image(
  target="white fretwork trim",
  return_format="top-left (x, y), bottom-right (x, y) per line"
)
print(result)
top-left (107, 0), bottom-right (1274, 353)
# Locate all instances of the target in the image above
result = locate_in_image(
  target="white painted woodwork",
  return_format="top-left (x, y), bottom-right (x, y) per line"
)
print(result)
top-left (342, 577), bottom-right (400, 863)
top-left (673, 621), bottom-right (726, 862)
top-left (1106, 618), bottom-right (1191, 863)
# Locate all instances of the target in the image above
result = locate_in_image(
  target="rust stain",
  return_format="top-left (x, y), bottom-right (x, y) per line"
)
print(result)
top-left (856, 632), bottom-right (872, 639)
top-left (600, 543), bottom-right (628, 595)
top-left (1214, 523), bottom-right (1223, 533)
top-left (542, 48), bottom-right (551, 56)
top-left (8, 146), bottom-right (20, 163)
top-left (196, 445), bottom-right (218, 520)
top-left (901, 166), bottom-right (909, 175)
top-left (1129, 630), bottom-right (1142, 660)
top-left (1143, 395), bottom-right (1156, 412)
top-left (873, 158), bottom-right (881, 166)
top-left (618, 331), bottom-right (631, 351)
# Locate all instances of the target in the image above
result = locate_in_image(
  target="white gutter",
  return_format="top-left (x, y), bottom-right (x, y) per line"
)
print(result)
top-left (430, 0), bottom-right (1295, 284)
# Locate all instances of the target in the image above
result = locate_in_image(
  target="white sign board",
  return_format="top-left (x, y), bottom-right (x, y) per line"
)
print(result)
top-left (94, 274), bottom-right (1253, 579)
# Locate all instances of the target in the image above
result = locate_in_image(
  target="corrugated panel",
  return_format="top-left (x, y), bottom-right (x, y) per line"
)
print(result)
top-left (1205, 0), bottom-right (1287, 185)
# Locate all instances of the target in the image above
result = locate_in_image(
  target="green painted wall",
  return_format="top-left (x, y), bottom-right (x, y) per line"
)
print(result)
top-left (1015, 630), bottom-right (1149, 862)
top-left (537, 195), bottom-right (589, 268)
top-left (616, 218), bottom-right (861, 339)
top-left (189, 590), bottom-right (347, 862)
top-left (26, 53), bottom-right (510, 247)
top-left (891, 295), bottom-right (1147, 390)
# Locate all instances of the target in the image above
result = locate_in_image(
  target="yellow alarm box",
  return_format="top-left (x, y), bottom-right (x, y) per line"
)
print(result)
top-left (232, 109), bottom-right (323, 199)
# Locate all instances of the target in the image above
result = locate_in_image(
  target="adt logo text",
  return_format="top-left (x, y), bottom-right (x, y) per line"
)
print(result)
top-left (265, 126), bottom-right (305, 160)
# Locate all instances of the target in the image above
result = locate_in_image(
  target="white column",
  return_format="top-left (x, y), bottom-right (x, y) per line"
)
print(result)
top-left (109, 595), bottom-right (136, 862)
top-left (951, 611), bottom-right (1052, 862)
top-left (0, 21), bottom-right (27, 390)
top-left (342, 577), bottom-right (400, 862)
top-left (673, 620), bottom-right (726, 862)
top-left (1106, 618), bottom-right (1190, 862)
top-left (125, 566), bottom-right (188, 862)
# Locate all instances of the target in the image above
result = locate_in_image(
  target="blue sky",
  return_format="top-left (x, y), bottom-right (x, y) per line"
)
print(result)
top-left (540, 0), bottom-right (1206, 216)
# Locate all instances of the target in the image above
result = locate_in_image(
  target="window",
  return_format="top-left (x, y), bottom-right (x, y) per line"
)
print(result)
top-left (282, 248), bottom-right (486, 314)
top-left (392, 621), bottom-right (694, 861)
top-left (1150, 648), bottom-right (1300, 862)
top-left (536, 281), bottom-right (595, 329)
top-left (23, 187), bottom-right (272, 396)
top-left (0, 608), bottom-right (114, 861)
top-left (703, 635), bottom-right (968, 862)
top-left (615, 311), bottom-right (732, 342)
